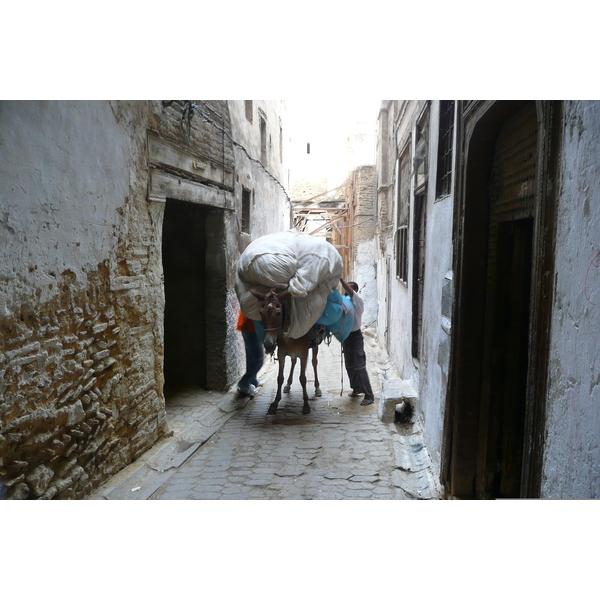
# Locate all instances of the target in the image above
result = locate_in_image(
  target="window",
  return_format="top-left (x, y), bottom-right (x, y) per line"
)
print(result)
top-left (414, 107), bottom-right (429, 192)
top-left (436, 101), bottom-right (455, 199)
top-left (396, 226), bottom-right (408, 282)
top-left (259, 111), bottom-right (267, 165)
top-left (241, 188), bottom-right (251, 233)
top-left (396, 145), bottom-right (411, 283)
top-left (245, 101), bottom-right (253, 123)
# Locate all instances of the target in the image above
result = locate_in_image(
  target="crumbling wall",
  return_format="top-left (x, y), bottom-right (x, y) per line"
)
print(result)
top-left (0, 101), bottom-right (173, 498)
top-left (0, 261), bottom-right (169, 498)
top-left (0, 99), bottom-right (293, 498)
top-left (0, 100), bottom-right (245, 499)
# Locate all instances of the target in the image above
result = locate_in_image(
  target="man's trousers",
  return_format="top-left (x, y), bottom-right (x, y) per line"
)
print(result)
top-left (342, 329), bottom-right (374, 398)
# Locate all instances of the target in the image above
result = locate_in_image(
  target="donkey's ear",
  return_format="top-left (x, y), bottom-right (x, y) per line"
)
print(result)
top-left (276, 290), bottom-right (290, 301)
top-left (249, 289), bottom-right (267, 301)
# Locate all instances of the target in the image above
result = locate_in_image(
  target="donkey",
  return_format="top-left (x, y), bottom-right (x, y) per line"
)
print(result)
top-left (249, 289), bottom-right (322, 415)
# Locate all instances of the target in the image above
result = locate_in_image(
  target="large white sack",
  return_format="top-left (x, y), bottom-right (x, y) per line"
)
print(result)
top-left (235, 230), bottom-right (342, 338)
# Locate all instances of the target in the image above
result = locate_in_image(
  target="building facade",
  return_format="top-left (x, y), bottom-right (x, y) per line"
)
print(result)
top-left (0, 100), bottom-right (291, 499)
top-left (374, 100), bottom-right (600, 498)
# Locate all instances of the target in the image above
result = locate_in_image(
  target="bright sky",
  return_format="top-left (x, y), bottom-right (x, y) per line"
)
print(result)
top-left (287, 98), bottom-right (381, 191)
top-left (287, 98), bottom-right (381, 142)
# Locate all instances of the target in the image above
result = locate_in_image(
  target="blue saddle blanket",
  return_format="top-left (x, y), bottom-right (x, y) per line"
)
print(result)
top-left (315, 290), bottom-right (354, 342)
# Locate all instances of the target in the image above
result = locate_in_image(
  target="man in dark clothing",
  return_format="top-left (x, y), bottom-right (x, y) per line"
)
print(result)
top-left (340, 279), bottom-right (375, 406)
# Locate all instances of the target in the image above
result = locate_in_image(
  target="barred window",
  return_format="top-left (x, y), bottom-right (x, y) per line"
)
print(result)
top-left (436, 100), bottom-right (455, 198)
top-left (396, 226), bottom-right (408, 282)
top-left (396, 145), bottom-right (411, 283)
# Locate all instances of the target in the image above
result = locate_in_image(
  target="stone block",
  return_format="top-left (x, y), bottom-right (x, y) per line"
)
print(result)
top-left (378, 379), bottom-right (418, 423)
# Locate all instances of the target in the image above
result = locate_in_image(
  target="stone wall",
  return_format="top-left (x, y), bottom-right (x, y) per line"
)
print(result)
top-left (0, 260), bottom-right (167, 499)
top-left (0, 101), bottom-right (165, 498)
top-left (0, 100), bottom-right (290, 499)
top-left (352, 165), bottom-right (376, 246)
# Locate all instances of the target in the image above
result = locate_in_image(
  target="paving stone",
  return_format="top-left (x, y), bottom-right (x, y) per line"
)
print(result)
top-left (323, 471), bottom-right (353, 480)
top-left (350, 475), bottom-right (380, 483)
top-left (275, 466), bottom-right (306, 477)
top-left (95, 337), bottom-right (441, 501)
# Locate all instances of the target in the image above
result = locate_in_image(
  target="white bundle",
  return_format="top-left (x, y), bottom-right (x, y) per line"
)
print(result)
top-left (235, 229), bottom-right (342, 338)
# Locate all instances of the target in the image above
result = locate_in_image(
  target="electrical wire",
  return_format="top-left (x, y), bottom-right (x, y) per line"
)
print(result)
top-left (331, 216), bottom-right (375, 229)
top-left (163, 101), bottom-right (292, 208)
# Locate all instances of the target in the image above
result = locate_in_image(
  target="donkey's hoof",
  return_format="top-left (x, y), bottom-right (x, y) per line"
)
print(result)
top-left (283, 385), bottom-right (291, 393)
top-left (314, 389), bottom-right (322, 397)
top-left (302, 405), bottom-right (311, 415)
top-left (267, 404), bottom-right (278, 415)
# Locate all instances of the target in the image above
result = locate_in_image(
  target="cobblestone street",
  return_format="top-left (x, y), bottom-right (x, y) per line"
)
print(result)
top-left (90, 330), bottom-right (440, 500)
top-left (152, 391), bottom-right (398, 500)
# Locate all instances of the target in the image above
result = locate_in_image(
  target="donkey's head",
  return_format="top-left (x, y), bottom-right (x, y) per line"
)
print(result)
top-left (249, 288), bottom-right (290, 354)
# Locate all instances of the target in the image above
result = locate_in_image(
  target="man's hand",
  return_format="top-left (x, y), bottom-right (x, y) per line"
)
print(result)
top-left (340, 278), bottom-right (354, 297)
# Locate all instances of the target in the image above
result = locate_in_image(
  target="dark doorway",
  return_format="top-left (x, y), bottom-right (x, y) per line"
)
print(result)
top-left (479, 218), bottom-right (533, 497)
top-left (162, 199), bottom-right (208, 396)
top-left (444, 101), bottom-right (545, 499)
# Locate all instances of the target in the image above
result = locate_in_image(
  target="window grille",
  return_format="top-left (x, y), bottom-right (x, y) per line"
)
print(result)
top-left (414, 108), bottom-right (429, 192)
top-left (396, 226), bottom-right (408, 282)
top-left (436, 101), bottom-right (455, 198)
top-left (395, 145), bottom-right (411, 283)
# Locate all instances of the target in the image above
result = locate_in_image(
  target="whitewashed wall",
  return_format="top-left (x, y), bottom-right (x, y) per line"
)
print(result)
top-left (0, 101), bottom-right (131, 315)
top-left (374, 101), bottom-right (455, 480)
top-left (228, 100), bottom-right (292, 241)
top-left (542, 100), bottom-right (600, 498)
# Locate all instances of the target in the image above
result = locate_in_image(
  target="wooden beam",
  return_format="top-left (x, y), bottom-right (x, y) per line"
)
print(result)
top-left (307, 210), bottom-right (349, 236)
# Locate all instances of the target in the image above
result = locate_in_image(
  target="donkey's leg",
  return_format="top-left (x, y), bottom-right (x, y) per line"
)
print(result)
top-left (268, 353), bottom-right (286, 414)
top-left (283, 357), bottom-right (296, 393)
top-left (312, 346), bottom-right (322, 397)
top-left (299, 351), bottom-right (310, 414)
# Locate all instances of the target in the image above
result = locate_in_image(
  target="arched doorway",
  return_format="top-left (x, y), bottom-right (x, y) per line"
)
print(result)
top-left (443, 101), bottom-right (559, 498)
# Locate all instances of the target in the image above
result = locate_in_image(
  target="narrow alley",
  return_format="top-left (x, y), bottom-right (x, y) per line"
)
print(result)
top-left (3, 100), bottom-right (600, 505)
top-left (89, 329), bottom-right (440, 500)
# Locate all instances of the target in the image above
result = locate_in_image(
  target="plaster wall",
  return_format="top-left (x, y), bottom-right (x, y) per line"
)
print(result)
top-left (382, 267), bottom-right (412, 379)
top-left (542, 100), bottom-right (600, 498)
top-left (0, 101), bottom-right (130, 313)
top-left (418, 194), bottom-right (453, 475)
top-left (354, 239), bottom-right (377, 327)
top-left (374, 101), bottom-right (455, 479)
top-left (375, 101), bottom-right (421, 381)
top-left (227, 101), bottom-right (292, 389)
top-left (351, 166), bottom-right (377, 327)
top-left (228, 100), bottom-right (292, 240)
top-left (0, 100), bottom-right (170, 498)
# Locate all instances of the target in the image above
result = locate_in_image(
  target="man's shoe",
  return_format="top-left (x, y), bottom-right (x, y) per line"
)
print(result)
top-left (360, 396), bottom-right (374, 406)
top-left (348, 390), bottom-right (362, 397)
top-left (237, 384), bottom-right (256, 398)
